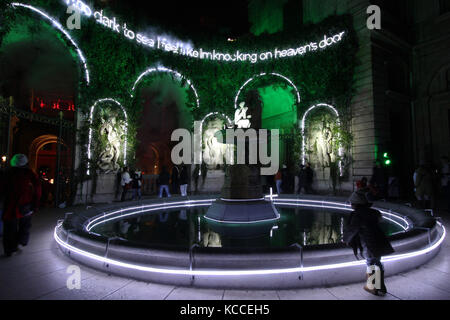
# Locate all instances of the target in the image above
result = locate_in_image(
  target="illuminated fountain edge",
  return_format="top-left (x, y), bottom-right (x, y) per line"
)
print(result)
top-left (54, 195), bottom-right (445, 289)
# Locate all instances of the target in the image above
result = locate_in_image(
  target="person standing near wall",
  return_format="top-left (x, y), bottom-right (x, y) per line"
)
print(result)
top-left (370, 162), bottom-right (388, 200)
top-left (171, 166), bottom-right (180, 195)
top-left (297, 165), bottom-right (307, 194)
top-left (179, 165), bottom-right (189, 197)
top-left (193, 164), bottom-right (200, 194)
top-left (120, 166), bottom-right (132, 202)
top-left (343, 190), bottom-right (394, 296)
top-left (158, 166), bottom-right (171, 198)
top-left (413, 163), bottom-right (434, 209)
top-left (275, 168), bottom-right (283, 195)
top-left (201, 162), bottom-right (208, 190)
top-left (1, 154), bottom-right (42, 257)
top-left (131, 168), bottom-right (142, 201)
top-left (305, 162), bottom-right (314, 194)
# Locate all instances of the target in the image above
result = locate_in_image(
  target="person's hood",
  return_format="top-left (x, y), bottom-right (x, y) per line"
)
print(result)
top-left (10, 154), bottom-right (28, 167)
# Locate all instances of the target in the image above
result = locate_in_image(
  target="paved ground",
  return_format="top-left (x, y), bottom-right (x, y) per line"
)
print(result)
top-left (0, 203), bottom-right (450, 300)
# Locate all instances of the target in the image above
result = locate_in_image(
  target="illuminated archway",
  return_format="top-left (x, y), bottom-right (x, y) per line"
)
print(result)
top-left (87, 98), bottom-right (128, 175)
top-left (29, 134), bottom-right (68, 173)
top-left (301, 103), bottom-right (343, 175)
top-left (234, 72), bottom-right (301, 109)
top-left (131, 66), bottom-right (200, 108)
top-left (11, 3), bottom-right (90, 85)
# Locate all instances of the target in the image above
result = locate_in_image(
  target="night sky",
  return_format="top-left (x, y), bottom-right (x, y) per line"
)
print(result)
top-left (96, 0), bottom-right (251, 38)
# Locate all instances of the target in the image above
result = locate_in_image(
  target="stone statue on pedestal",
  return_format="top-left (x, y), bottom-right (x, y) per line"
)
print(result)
top-left (205, 90), bottom-right (279, 223)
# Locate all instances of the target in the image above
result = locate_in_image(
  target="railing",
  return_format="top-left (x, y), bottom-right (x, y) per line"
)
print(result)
top-left (189, 243), bottom-right (200, 285)
top-left (414, 227), bottom-right (432, 246)
top-left (290, 243), bottom-right (304, 281)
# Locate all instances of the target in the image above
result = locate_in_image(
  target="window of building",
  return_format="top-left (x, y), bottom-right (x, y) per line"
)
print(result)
top-left (371, 0), bottom-right (404, 19)
top-left (448, 109), bottom-right (450, 140)
top-left (446, 69), bottom-right (450, 90)
top-left (440, 0), bottom-right (450, 14)
top-left (387, 62), bottom-right (408, 94)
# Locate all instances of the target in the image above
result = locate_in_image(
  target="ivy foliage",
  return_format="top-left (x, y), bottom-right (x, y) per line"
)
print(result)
top-left (3, 0), bottom-right (358, 181)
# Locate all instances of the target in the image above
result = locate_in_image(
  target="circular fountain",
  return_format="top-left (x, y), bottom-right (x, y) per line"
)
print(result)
top-left (55, 195), bottom-right (445, 289)
top-left (55, 99), bottom-right (446, 289)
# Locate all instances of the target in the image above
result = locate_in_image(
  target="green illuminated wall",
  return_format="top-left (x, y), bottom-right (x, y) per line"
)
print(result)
top-left (259, 84), bottom-right (297, 130)
top-left (258, 84), bottom-right (297, 166)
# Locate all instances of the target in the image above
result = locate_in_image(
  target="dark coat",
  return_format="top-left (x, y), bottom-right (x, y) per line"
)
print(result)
top-left (179, 168), bottom-right (189, 185)
top-left (343, 206), bottom-right (394, 259)
top-left (298, 168), bottom-right (308, 186)
top-left (305, 167), bottom-right (313, 185)
top-left (158, 171), bottom-right (170, 185)
top-left (1, 167), bottom-right (42, 221)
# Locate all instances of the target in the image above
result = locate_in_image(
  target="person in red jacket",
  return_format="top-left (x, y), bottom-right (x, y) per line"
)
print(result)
top-left (1, 154), bottom-right (42, 257)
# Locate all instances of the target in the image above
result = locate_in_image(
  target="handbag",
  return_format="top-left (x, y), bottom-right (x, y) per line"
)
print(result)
top-left (19, 203), bottom-right (34, 217)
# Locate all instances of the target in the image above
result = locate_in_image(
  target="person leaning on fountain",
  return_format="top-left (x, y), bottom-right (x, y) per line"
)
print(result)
top-left (343, 190), bottom-right (394, 296)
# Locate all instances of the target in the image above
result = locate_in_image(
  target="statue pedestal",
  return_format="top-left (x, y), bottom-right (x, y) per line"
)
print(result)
top-left (205, 199), bottom-right (279, 223)
top-left (200, 169), bottom-right (225, 193)
top-left (205, 165), bottom-right (279, 223)
top-left (74, 172), bottom-right (119, 204)
top-left (221, 165), bottom-right (262, 199)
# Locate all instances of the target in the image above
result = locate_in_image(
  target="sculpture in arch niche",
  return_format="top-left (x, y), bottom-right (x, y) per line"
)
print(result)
top-left (306, 112), bottom-right (339, 173)
top-left (96, 107), bottom-right (126, 173)
top-left (203, 116), bottom-right (232, 170)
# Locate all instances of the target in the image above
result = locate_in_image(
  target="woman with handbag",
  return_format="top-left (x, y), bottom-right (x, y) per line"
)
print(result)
top-left (1, 154), bottom-right (42, 257)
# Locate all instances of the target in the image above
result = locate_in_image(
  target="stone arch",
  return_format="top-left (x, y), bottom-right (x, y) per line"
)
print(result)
top-left (427, 62), bottom-right (450, 95)
top-left (10, 3), bottom-right (90, 85)
top-left (28, 134), bottom-right (68, 172)
top-left (234, 72), bottom-right (301, 109)
top-left (130, 66), bottom-right (200, 108)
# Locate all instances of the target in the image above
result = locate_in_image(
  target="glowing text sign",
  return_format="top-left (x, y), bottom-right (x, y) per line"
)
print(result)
top-left (64, 0), bottom-right (346, 63)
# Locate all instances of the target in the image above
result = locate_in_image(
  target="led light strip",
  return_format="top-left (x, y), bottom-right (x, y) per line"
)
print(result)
top-left (85, 199), bottom-right (215, 231)
top-left (87, 202), bottom-right (212, 231)
top-left (130, 66), bottom-right (200, 108)
top-left (85, 198), bottom-right (411, 232)
top-left (220, 198), bottom-right (266, 202)
top-left (11, 3), bottom-right (90, 85)
top-left (54, 221), bottom-right (446, 276)
top-left (86, 98), bottom-right (128, 175)
top-left (272, 198), bottom-right (411, 230)
top-left (234, 72), bottom-right (301, 109)
top-left (203, 213), bottom-right (281, 225)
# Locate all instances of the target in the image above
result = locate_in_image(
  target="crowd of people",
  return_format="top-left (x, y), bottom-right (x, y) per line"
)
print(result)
top-left (119, 164), bottom-right (192, 201)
